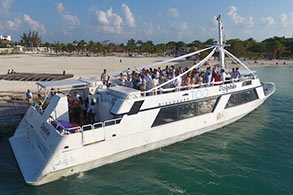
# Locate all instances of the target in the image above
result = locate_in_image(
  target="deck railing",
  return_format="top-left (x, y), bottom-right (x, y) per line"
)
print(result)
top-left (48, 116), bottom-right (122, 135)
top-left (137, 76), bottom-right (253, 97)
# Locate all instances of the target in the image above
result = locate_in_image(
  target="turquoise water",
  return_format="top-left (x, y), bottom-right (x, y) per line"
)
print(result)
top-left (1, 66), bottom-right (293, 194)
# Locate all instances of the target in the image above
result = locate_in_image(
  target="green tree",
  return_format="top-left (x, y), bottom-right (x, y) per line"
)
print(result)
top-left (53, 41), bottom-right (62, 54)
top-left (155, 43), bottom-right (166, 54)
top-left (191, 40), bottom-right (204, 49)
top-left (204, 38), bottom-right (215, 46)
top-left (266, 39), bottom-right (284, 59)
top-left (226, 39), bottom-right (246, 57)
top-left (126, 38), bottom-right (137, 53)
top-left (20, 30), bottom-right (42, 47)
top-left (67, 43), bottom-right (76, 53)
top-left (176, 41), bottom-right (186, 50)
top-left (166, 41), bottom-right (176, 52)
top-left (77, 40), bottom-right (87, 51)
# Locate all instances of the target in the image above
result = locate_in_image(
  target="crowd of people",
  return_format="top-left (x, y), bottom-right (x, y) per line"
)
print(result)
top-left (25, 86), bottom-right (96, 126)
top-left (66, 92), bottom-right (97, 125)
top-left (101, 65), bottom-right (242, 93)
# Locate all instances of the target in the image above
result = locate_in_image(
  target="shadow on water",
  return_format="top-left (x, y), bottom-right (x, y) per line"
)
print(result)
top-left (0, 116), bottom-right (21, 138)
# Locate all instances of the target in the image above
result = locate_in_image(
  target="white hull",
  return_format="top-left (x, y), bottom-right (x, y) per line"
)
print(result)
top-left (10, 94), bottom-right (268, 185)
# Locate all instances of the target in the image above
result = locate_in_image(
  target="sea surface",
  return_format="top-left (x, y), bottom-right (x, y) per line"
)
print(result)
top-left (0, 66), bottom-right (293, 195)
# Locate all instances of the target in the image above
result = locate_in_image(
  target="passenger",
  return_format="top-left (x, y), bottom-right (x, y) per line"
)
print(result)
top-left (140, 68), bottom-right (146, 78)
top-left (212, 67), bottom-right (217, 79)
top-left (139, 75), bottom-right (147, 92)
top-left (37, 94), bottom-right (43, 105)
top-left (174, 74), bottom-right (182, 91)
top-left (184, 73), bottom-right (191, 90)
top-left (132, 72), bottom-right (138, 89)
top-left (232, 67), bottom-right (241, 80)
top-left (25, 89), bottom-right (33, 104)
top-left (7, 69), bottom-right (11, 74)
top-left (137, 73), bottom-right (142, 89)
top-left (220, 69), bottom-right (226, 84)
top-left (190, 73), bottom-right (196, 88)
top-left (56, 88), bottom-right (62, 94)
top-left (198, 73), bottom-right (204, 88)
top-left (194, 69), bottom-right (199, 83)
top-left (145, 71), bottom-right (152, 90)
top-left (87, 99), bottom-right (96, 124)
top-left (49, 88), bottom-right (55, 98)
top-left (231, 68), bottom-right (235, 77)
top-left (149, 76), bottom-right (159, 95)
top-left (125, 76), bottom-right (133, 88)
top-left (80, 97), bottom-right (88, 124)
top-left (71, 96), bottom-right (82, 124)
top-left (178, 66), bottom-right (183, 74)
top-left (72, 91), bottom-right (80, 101)
top-left (154, 69), bottom-right (160, 79)
top-left (119, 73), bottom-right (126, 86)
top-left (158, 73), bottom-right (165, 86)
top-left (214, 72), bottom-right (221, 85)
top-left (126, 68), bottom-right (131, 79)
top-left (67, 94), bottom-right (73, 122)
top-left (101, 69), bottom-right (110, 86)
top-left (206, 72), bottom-right (212, 86)
top-left (204, 67), bottom-right (211, 83)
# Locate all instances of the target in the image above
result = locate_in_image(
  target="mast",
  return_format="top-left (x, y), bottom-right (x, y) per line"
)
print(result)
top-left (217, 15), bottom-right (225, 70)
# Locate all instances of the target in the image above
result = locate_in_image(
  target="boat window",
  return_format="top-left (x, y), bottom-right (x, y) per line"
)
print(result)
top-left (152, 97), bottom-right (219, 127)
top-left (225, 89), bottom-right (258, 108)
top-left (128, 100), bottom-right (144, 115)
top-left (242, 80), bottom-right (252, 87)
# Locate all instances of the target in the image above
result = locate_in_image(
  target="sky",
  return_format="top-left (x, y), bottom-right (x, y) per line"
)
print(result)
top-left (1, 0), bottom-right (293, 44)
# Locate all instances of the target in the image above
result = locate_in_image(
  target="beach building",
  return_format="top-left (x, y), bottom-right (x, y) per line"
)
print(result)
top-left (0, 35), bottom-right (12, 42)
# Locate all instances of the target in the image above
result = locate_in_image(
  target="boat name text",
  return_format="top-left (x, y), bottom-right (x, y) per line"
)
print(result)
top-left (158, 89), bottom-right (208, 106)
top-left (219, 83), bottom-right (237, 93)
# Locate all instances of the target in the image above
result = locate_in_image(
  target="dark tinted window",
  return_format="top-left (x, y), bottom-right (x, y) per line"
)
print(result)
top-left (128, 101), bottom-right (144, 115)
top-left (242, 80), bottom-right (252, 87)
top-left (152, 97), bottom-right (218, 127)
top-left (225, 89), bottom-right (258, 108)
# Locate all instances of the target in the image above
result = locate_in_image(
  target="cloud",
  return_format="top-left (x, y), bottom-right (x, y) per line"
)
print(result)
top-left (23, 14), bottom-right (47, 34)
top-left (56, 2), bottom-right (80, 28)
top-left (167, 8), bottom-right (180, 18)
top-left (121, 3), bottom-right (136, 28)
top-left (142, 21), bottom-right (154, 35)
top-left (280, 13), bottom-right (288, 28)
top-left (7, 18), bottom-right (21, 30)
top-left (1, 0), bottom-right (14, 9)
top-left (227, 6), bottom-right (254, 28)
top-left (262, 16), bottom-right (274, 26)
top-left (170, 21), bottom-right (189, 39)
top-left (94, 7), bottom-right (123, 34)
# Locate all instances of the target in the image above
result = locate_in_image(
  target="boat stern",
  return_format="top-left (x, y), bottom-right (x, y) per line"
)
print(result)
top-left (9, 134), bottom-right (45, 185)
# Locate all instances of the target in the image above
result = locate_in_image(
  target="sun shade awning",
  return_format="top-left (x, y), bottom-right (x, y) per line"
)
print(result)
top-left (36, 79), bottom-right (88, 90)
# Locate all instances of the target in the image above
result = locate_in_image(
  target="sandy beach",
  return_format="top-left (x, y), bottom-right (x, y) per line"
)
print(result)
top-left (0, 54), bottom-right (292, 101)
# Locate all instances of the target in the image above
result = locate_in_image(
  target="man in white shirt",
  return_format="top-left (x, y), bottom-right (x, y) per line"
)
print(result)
top-left (174, 76), bottom-right (182, 91)
top-left (101, 69), bottom-right (110, 85)
top-left (220, 69), bottom-right (226, 83)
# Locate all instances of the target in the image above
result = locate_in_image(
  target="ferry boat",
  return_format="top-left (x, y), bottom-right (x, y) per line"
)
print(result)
top-left (9, 15), bottom-right (275, 185)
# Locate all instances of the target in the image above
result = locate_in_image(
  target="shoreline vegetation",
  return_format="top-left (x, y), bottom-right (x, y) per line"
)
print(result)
top-left (1, 30), bottom-right (293, 59)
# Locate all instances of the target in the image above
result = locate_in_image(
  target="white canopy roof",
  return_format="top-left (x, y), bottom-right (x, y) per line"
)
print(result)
top-left (36, 79), bottom-right (88, 90)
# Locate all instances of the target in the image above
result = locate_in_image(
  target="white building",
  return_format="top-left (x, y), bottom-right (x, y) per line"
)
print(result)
top-left (0, 35), bottom-right (12, 41)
